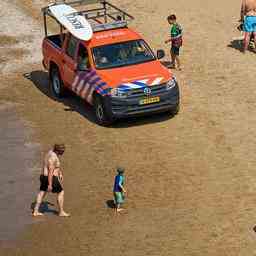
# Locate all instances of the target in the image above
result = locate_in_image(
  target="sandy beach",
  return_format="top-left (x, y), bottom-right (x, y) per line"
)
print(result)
top-left (1, 0), bottom-right (256, 255)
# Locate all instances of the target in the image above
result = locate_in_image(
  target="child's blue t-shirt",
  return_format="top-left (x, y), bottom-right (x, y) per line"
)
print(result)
top-left (113, 175), bottom-right (124, 192)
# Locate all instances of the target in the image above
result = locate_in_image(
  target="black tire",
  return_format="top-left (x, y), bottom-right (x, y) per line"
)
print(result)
top-left (50, 67), bottom-right (66, 98)
top-left (94, 94), bottom-right (113, 126)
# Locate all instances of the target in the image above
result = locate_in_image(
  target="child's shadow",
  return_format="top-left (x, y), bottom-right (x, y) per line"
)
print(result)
top-left (106, 200), bottom-right (115, 209)
top-left (160, 61), bottom-right (175, 69)
top-left (31, 201), bottom-right (58, 215)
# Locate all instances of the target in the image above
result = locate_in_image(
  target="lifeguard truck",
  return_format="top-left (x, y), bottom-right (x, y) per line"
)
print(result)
top-left (42, 0), bottom-right (180, 125)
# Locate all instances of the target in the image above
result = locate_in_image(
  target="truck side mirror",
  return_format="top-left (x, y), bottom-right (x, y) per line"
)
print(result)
top-left (157, 49), bottom-right (165, 59)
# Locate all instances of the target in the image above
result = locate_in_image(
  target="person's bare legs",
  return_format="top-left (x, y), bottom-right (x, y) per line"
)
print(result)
top-left (170, 51), bottom-right (175, 68)
top-left (176, 55), bottom-right (181, 70)
top-left (115, 203), bottom-right (124, 213)
top-left (253, 32), bottom-right (256, 51)
top-left (57, 191), bottom-right (70, 217)
top-left (33, 191), bottom-right (46, 216)
top-left (243, 32), bottom-right (251, 52)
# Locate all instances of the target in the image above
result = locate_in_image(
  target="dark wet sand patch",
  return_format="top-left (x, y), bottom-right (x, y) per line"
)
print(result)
top-left (0, 104), bottom-right (40, 243)
top-left (0, 48), bottom-right (29, 60)
top-left (0, 35), bottom-right (19, 47)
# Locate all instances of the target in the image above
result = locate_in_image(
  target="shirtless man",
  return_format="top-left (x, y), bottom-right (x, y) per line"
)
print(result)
top-left (241, 0), bottom-right (256, 52)
top-left (33, 144), bottom-right (70, 217)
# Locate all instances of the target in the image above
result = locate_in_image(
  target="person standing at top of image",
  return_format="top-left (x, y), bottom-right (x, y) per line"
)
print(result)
top-left (113, 167), bottom-right (126, 213)
top-left (241, 0), bottom-right (256, 52)
top-left (33, 144), bottom-right (70, 217)
top-left (165, 14), bottom-right (183, 70)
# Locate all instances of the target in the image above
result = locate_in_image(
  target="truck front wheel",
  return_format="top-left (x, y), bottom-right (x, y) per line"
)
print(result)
top-left (50, 67), bottom-right (66, 98)
top-left (170, 103), bottom-right (180, 117)
top-left (94, 94), bottom-right (113, 126)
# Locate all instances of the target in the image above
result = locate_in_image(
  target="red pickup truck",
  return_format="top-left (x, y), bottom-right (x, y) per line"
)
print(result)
top-left (42, 1), bottom-right (179, 125)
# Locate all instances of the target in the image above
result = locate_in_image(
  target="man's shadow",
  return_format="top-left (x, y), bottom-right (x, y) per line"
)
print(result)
top-left (228, 38), bottom-right (244, 52)
top-left (228, 37), bottom-right (256, 53)
top-left (31, 201), bottom-right (58, 215)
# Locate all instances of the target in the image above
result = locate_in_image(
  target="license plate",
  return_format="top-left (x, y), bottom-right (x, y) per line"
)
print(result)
top-left (139, 97), bottom-right (160, 105)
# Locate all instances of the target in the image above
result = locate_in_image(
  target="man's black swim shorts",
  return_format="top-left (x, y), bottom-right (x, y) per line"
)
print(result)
top-left (39, 175), bottom-right (63, 193)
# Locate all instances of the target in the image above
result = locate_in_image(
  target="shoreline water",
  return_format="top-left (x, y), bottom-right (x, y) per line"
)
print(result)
top-left (0, 104), bottom-right (41, 244)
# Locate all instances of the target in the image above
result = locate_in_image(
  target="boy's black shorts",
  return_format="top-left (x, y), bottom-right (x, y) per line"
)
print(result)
top-left (171, 46), bottom-right (180, 56)
top-left (39, 175), bottom-right (63, 193)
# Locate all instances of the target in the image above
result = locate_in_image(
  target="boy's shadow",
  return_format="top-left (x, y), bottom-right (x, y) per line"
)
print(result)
top-left (160, 61), bottom-right (175, 69)
top-left (106, 200), bottom-right (115, 209)
top-left (31, 201), bottom-right (58, 215)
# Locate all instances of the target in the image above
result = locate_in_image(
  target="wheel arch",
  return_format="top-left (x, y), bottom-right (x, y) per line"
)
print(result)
top-left (92, 90), bottom-right (102, 106)
top-left (49, 61), bottom-right (59, 78)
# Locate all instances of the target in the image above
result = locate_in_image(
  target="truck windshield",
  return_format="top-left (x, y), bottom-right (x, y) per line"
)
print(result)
top-left (92, 39), bottom-right (156, 69)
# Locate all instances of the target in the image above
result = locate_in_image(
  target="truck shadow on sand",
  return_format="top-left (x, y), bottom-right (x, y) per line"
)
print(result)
top-left (24, 70), bottom-right (174, 128)
top-left (24, 70), bottom-right (96, 124)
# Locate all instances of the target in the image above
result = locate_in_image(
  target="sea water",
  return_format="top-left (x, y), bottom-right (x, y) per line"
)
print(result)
top-left (0, 106), bottom-right (40, 242)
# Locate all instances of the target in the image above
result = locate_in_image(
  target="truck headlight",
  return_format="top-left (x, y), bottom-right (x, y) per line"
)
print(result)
top-left (166, 77), bottom-right (176, 90)
top-left (110, 88), bottom-right (128, 98)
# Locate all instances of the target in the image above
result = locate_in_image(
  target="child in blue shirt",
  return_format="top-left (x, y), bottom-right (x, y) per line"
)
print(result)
top-left (113, 167), bottom-right (126, 213)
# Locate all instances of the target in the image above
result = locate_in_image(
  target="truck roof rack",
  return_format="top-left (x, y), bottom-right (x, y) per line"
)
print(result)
top-left (42, 0), bottom-right (134, 35)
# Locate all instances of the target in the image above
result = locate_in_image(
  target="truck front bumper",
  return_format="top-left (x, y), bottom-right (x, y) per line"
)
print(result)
top-left (103, 84), bottom-right (180, 119)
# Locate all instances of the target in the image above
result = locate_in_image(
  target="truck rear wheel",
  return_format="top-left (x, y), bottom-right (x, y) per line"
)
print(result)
top-left (94, 94), bottom-right (113, 126)
top-left (50, 67), bottom-right (66, 98)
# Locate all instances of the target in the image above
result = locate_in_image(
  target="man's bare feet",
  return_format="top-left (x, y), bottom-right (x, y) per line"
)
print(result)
top-left (59, 211), bottom-right (70, 217)
top-left (32, 211), bottom-right (44, 217)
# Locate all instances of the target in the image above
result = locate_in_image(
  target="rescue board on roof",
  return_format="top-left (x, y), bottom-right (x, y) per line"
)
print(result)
top-left (58, 0), bottom-right (102, 4)
top-left (49, 4), bottom-right (93, 41)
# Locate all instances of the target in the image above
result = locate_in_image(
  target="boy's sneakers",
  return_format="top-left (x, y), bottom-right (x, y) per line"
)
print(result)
top-left (169, 62), bottom-right (175, 69)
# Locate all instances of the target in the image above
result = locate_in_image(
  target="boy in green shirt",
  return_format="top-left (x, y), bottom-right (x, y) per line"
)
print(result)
top-left (165, 14), bottom-right (183, 70)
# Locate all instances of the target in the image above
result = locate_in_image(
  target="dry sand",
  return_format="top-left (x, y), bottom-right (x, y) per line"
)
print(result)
top-left (1, 0), bottom-right (256, 255)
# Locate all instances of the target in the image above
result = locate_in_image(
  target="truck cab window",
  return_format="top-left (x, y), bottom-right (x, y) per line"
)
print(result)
top-left (77, 44), bottom-right (90, 70)
top-left (66, 35), bottom-right (78, 59)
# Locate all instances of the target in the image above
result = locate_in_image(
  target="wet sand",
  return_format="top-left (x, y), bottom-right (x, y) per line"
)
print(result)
top-left (0, 104), bottom-right (40, 242)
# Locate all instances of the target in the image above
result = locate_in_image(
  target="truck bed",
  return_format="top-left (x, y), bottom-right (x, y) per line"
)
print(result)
top-left (45, 34), bottom-right (65, 48)
top-left (42, 34), bottom-right (65, 71)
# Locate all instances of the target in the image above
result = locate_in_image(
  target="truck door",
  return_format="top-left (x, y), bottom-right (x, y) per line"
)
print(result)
top-left (76, 43), bottom-right (90, 72)
top-left (62, 34), bottom-right (79, 87)
top-left (71, 43), bottom-right (93, 100)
